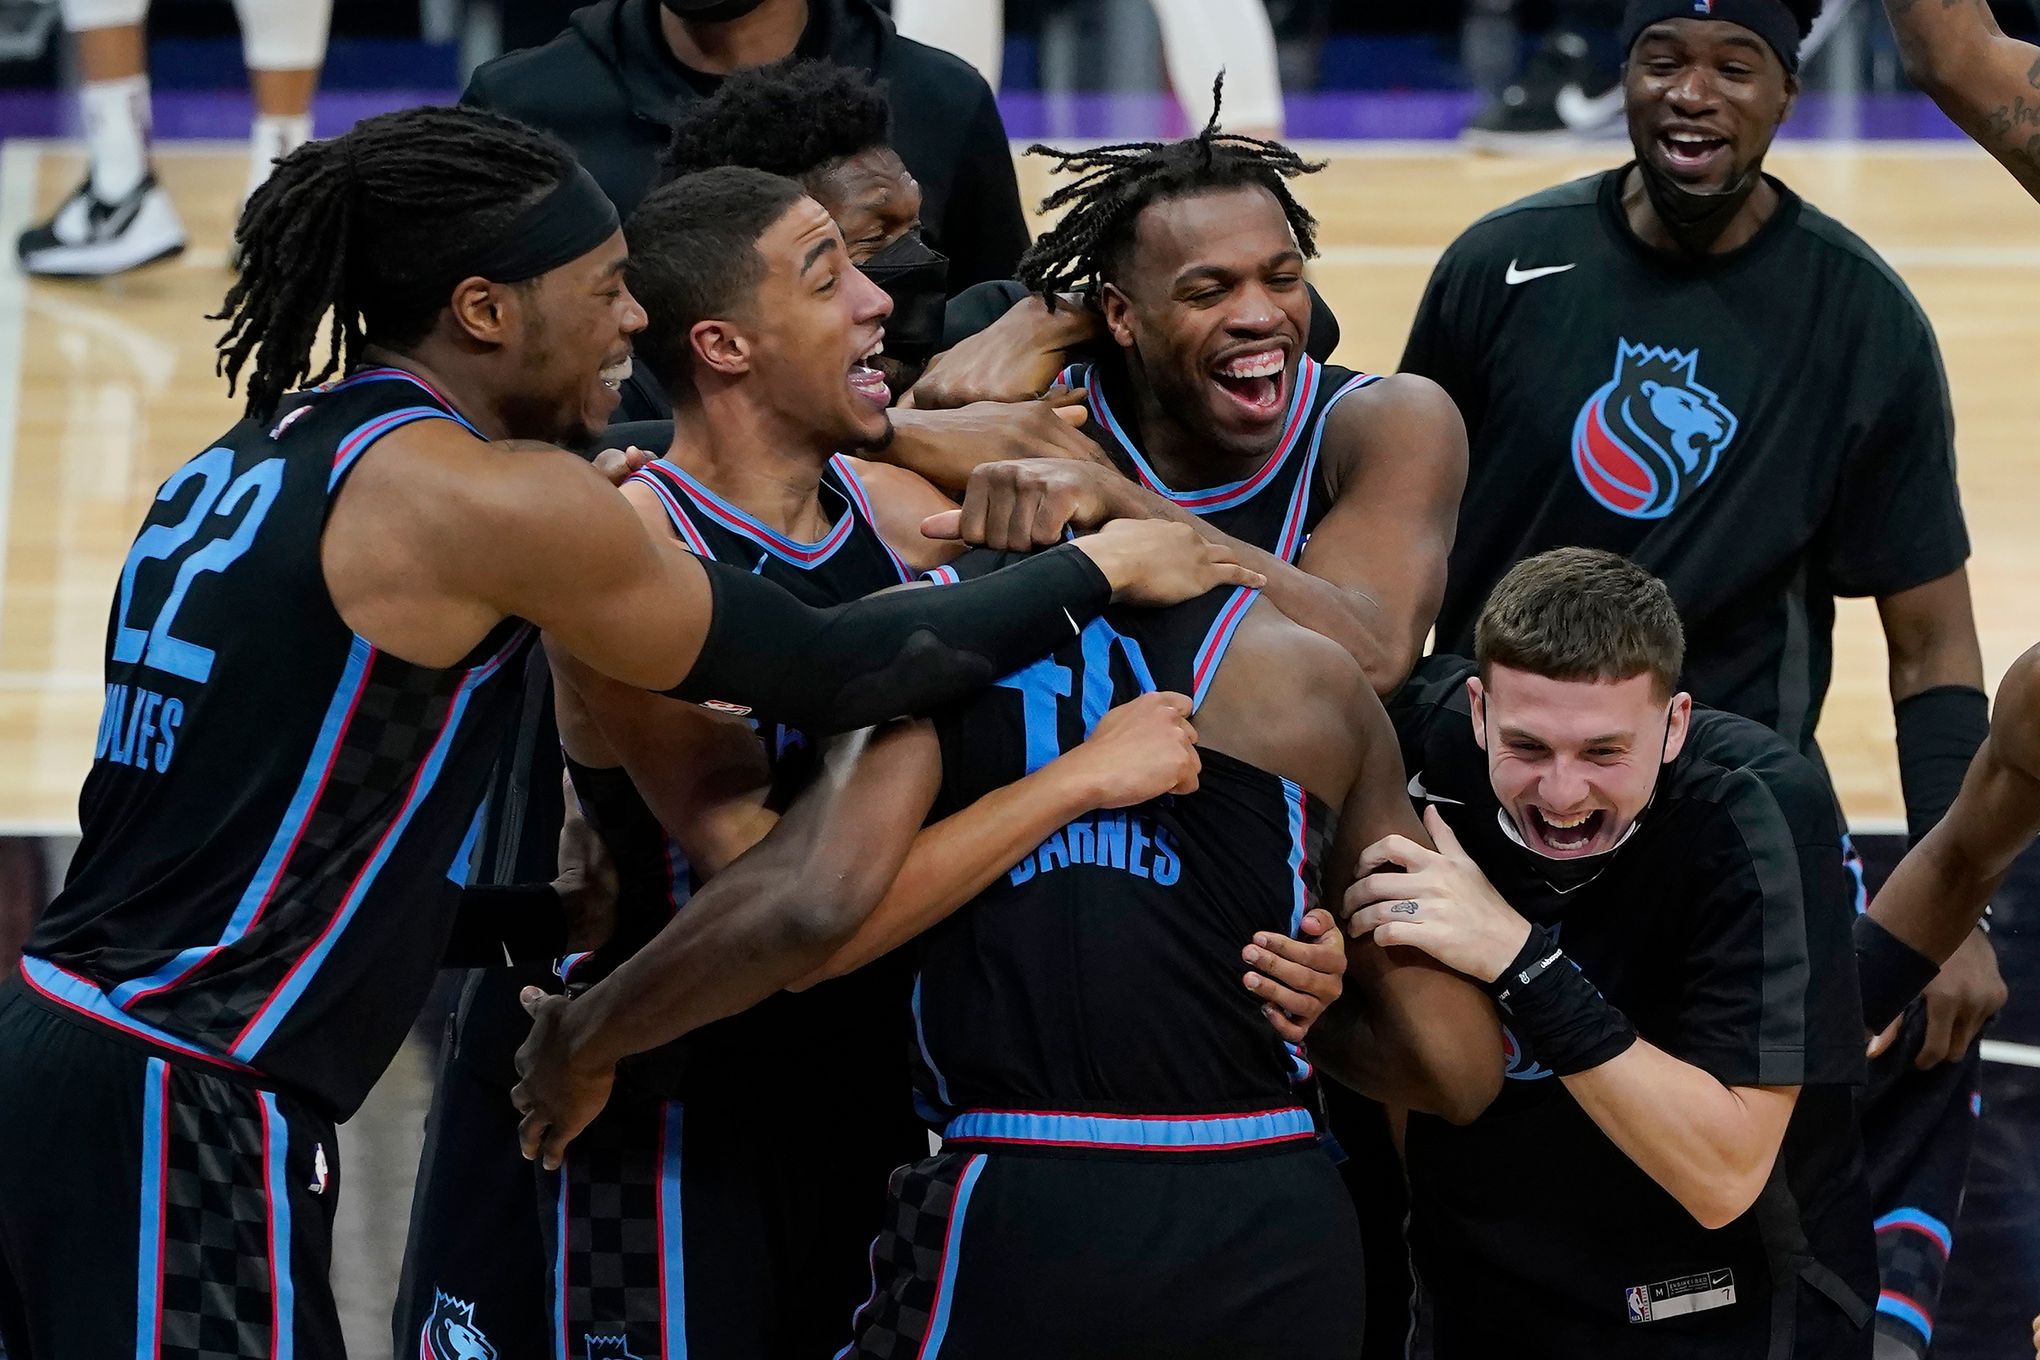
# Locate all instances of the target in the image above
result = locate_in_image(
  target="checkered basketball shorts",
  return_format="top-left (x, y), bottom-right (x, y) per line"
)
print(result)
top-left (0, 981), bottom-right (344, 1360)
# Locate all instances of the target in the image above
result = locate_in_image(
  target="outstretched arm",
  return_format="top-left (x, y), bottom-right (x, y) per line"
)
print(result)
top-left (1885, 0), bottom-right (2040, 200)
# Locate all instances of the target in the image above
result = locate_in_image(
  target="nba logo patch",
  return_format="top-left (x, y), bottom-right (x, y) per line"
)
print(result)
top-left (1627, 1286), bottom-right (1651, 1322)
top-left (1570, 338), bottom-right (1739, 520)
top-left (1693, 0), bottom-right (1714, 12)
top-left (310, 1141), bottom-right (329, 1195)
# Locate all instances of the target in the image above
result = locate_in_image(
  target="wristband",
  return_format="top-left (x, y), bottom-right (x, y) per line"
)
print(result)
top-left (1895, 685), bottom-right (1989, 845)
top-left (1854, 914), bottom-right (1942, 1033)
top-left (1485, 925), bottom-right (1638, 1075)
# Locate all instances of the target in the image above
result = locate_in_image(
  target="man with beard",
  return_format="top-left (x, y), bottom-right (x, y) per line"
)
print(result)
top-left (1398, 6), bottom-right (1997, 1352)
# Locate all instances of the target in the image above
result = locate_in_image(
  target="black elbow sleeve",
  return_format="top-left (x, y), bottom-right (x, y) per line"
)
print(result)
top-left (668, 544), bottom-right (1109, 733)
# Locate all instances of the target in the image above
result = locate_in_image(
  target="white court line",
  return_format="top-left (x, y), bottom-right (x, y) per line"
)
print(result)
top-left (1982, 1040), bottom-right (2040, 1070)
top-left (0, 141), bottom-right (37, 654)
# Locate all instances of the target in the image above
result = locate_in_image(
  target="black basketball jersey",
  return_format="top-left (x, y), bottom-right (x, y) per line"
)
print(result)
top-left (565, 455), bottom-right (914, 1105)
top-left (1060, 352), bottom-right (1382, 562)
top-left (25, 367), bottom-right (533, 1120)
top-left (911, 552), bottom-right (1329, 1123)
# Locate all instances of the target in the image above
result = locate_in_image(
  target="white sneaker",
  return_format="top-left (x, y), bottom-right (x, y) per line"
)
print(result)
top-left (17, 172), bottom-right (187, 277)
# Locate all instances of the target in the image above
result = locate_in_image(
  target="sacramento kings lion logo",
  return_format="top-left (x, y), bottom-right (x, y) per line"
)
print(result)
top-left (586, 1334), bottom-right (645, 1360)
top-left (419, 1291), bottom-right (497, 1360)
top-left (1571, 339), bottom-right (1739, 520)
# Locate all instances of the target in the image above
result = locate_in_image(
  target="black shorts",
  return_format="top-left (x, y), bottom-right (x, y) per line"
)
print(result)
top-left (843, 1107), bottom-right (1367, 1360)
top-left (393, 999), bottom-right (553, 1360)
top-left (0, 968), bottom-right (343, 1360)
top-left (539, 1085), bottom-right (923, 1360)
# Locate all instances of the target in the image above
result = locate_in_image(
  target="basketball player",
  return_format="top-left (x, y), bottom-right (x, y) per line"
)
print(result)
top-left (0, 107), bottom-right (1250, 1359)
top-left (923, 102), bottom-right (1470, 694)
top-left (1344, 549), bottom-right (1872, 1359)
top-left (448, 166), bottom-right (1341, 1360)
top-left (18, 0), bottom-right (333, 275)
top-left (1400, 5), bottom-right (1998, 1351)
top-left (831, 546), bottom-right (1503, 1358)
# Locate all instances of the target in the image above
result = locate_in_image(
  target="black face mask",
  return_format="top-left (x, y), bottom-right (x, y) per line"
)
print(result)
top-left (659, 0), bottom-right (771, 21)
top-left (860, 230), bottom-right (950, 368)
top-left (1634, 153), bottom-right (1765, 254)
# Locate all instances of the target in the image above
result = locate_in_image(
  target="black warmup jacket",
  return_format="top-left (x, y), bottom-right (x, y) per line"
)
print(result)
top-left (461, 0), bottom-right (1031, 292)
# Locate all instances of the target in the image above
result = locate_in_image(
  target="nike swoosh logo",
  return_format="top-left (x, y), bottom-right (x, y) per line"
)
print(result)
top-left (1408, 772), bottom-right (1465, 805)
top-left (1505, 260), bottom-right (1577, 285)
top-left (1554, 81), bottom-right (1626, 130)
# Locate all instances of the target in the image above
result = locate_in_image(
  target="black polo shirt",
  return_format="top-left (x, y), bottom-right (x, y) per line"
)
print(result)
top-left (1392, 657), bottom-right (1874, 1359)
top-left (1403, 168), bottom-right (1967, 756)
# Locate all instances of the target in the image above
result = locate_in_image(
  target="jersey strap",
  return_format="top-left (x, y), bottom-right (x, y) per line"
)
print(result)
top-left (1278, 776), bottom-right (1315, 1083)
top-left (828, 456), bottom-right (915, 583)
top-left (1084, 354), bottom-right (1323, 513)
top-left (628, 465), bottom-right (716, 558)
top-left (1189, 585), bottom-right (1261, 710)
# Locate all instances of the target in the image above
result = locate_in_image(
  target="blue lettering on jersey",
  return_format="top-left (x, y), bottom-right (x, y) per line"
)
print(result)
top-left (1008, 812), bottom-right (1181, 887)
top-left (1571, 339), bottom-right (1738, 520)
top-left (95, 683), bottom-right (184, 775)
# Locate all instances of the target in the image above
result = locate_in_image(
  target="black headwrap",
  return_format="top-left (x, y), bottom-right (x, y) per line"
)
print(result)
top-left (461, 163), bottom-right (621, 283)
top-left (1620, 0), bottom-right (1805, 72)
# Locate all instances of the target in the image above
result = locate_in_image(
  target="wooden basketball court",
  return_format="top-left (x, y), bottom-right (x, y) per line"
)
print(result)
top-left (2, 137), bottom-right (2034, 832)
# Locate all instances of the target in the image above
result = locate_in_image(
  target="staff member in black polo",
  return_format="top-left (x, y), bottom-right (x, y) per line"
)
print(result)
top-left (1397, 4), bottom-right (2000, 1352)
top-left (461, 0), bottom-right (1029, 292)
top-left (1334, 548), bottom-right (1872, 1359)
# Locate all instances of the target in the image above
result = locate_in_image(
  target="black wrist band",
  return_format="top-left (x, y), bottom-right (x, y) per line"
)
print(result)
top-left (1855, 914), bottom-right (1943, 1033)
top-left (1486, 925), bottom-right (1638, 1075)
top-left (1895, 684), bottom-right (1989, 845)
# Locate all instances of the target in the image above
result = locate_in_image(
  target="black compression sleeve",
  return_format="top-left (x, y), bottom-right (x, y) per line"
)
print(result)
top-left (1896, 685), bottom-right (1990, 844)
top-left (669, 542), bottom-right (1109, 733)
top-left (444, 882), bottom-right (566, 966)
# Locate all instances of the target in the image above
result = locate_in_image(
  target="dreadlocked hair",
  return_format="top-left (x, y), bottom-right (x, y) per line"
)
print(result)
top-left (658, 58), bottom-right (892, 190)
top-left (1016, 74), bottom-right (1325, 306)
top-left (214, 104), bottom-right (583, 421)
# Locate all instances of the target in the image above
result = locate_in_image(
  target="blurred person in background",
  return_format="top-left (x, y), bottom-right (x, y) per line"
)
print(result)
top-left (461, 0), bottom-right (1029, 292)
top-left (888, 0), bottom-right (1286, 135)
top-left (16, 0), bottom-right (332, 276)
top-left (1463, 0), bottom-right (1626, 149)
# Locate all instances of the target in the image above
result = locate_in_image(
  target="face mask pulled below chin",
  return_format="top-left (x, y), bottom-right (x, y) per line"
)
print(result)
top-left (659, 0), bottom-right (770, 21)
top-left (861, 231), bottom-right (950, 364)
top-left (1635, 153), bottom-right (1764, 250)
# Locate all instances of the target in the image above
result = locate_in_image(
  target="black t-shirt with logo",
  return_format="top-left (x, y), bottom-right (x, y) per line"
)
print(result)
top-left (1392, 657), bottom-right (1875, 1359)
top-left (1403, 168), bottom-right (1967, 754)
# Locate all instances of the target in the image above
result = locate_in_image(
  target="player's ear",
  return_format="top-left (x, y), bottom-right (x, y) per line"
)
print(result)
top-left (1662, 692), bottom-right (1693, 764)
top-left (690, 318), bottom-right (751, 379)
top-left (447, 275), bottom-right (518, 347)
top-left (1099, 283), bottom-right (1137, 351)
top-left (1467, 675), bottom-right (1488, 751)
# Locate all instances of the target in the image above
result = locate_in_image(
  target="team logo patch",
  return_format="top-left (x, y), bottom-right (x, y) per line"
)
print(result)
top-left (420, 1291), bottom-right (497, 1360)
top-left (585, 1334), bottom-right (644, 1360)
top-left (1501, 1024), bottom-right (1555, 1082)
top-left (697, 698), bottom-right (753, 717)
top-left (1571, 339), bottom-right (1738, 520)
top-left (1693, 0), bottom-right (1714, 12)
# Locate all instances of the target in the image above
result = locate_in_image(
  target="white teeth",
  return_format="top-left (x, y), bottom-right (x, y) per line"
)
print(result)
top-left (1540, 810), bottom-right (1592, 829)
top-left (599, 357), bottom-right (633, 389)
top-left (1218, 350), bottom-right (1283, 379)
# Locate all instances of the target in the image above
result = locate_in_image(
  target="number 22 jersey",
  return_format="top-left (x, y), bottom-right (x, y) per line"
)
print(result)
top-left (25, 368), bottom-right (533, 1121)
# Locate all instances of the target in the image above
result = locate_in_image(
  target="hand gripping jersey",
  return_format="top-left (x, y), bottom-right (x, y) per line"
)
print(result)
top-left (1059, 352), bottom-right (1383, 563)
top-left (565, 454), bottom-right (915, 1103)
top-left (24, 368), bottom-right (531, 1120)
top-left (911, 550), bottom-right (1323, 1142)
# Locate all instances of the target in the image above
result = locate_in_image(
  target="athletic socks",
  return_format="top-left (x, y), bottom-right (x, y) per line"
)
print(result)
top-left (80, 73), bottom-right (148, 201)
top-left (245, 110), bottom-right (311, 202)
top-left (17, 71), bottom-right (187, 276)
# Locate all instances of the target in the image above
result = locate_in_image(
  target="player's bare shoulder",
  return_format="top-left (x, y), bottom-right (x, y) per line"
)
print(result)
top-left (1193, 596), bottom-right (1373, 807)
top-left (1320, 371), bottom-right (1468, 499)
top-left (1990, 642), bottom-right (2040, 782)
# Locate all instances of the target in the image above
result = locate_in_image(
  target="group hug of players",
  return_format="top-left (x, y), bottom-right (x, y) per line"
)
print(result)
top-left (5, 0), bottom-right (2040, 1357)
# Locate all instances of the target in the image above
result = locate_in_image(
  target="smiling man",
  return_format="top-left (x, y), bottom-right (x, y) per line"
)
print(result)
top-left (1341, 548), bottom-right (1873, 1360)
top-left (1400, 5), bottom-right (1998, 1350)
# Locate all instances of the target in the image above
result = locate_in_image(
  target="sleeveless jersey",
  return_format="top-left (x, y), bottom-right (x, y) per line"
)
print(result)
top-left (1061, 352), bottom-right (1383, 561)
top-left (25, 367), bottom-right (532, 1120)
top-left (911, 551), bottom-right (1332, 1124)
top-left (565, 455), bottom-right (914, 1105)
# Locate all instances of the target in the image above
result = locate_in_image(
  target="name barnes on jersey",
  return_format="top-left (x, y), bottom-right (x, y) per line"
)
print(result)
top-left (1007, 806), bottom-right (1184, 888)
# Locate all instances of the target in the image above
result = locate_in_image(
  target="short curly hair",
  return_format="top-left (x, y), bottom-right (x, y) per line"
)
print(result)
top-left (658, 58), bottom-right (892, 188)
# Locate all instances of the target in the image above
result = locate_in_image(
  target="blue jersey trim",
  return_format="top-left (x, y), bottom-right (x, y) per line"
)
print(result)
top-left (329, 407), bottom-right (465, 490)
top-left (1280, 780), bottom-right (1314, 1083)
top-left (919, 1155), bottom-right (987, 1358)
top-left (259, 1091), bottom-right (296, 1360)
top-left (24, 957), bottom-right (251, 1072)
top-left (1874, 1208), bottom-right (1953, 1257)
top-left (912, 972), bottom-right (955, 1112)
top-left (942, 1106), bottom-right (1316, 1151)
top-left (659, 1102), bottom-right (687, 1359)
top-left (644, 459), bottom-right (855, 567)
top-left (1189, 586), bottom-right (1259, 709)
top-left (1877, 1290), bottom-right (1933, 1343)
top-left (135, 1057), bottom-right (168, 1360)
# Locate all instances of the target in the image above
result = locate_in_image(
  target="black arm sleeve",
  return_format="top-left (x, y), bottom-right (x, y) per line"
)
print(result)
top-left (443, 882), bottom-right (566, 967)
top-left (669, 541), bottom-right (1110, 732)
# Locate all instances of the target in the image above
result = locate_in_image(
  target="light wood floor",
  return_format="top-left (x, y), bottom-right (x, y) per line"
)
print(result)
top-left (2, 139), bottom-right (2035, 831)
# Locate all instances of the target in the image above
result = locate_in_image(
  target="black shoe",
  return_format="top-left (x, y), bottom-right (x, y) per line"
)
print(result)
top-left (1461, 31), bottom-right (1624, 152)
top-left (17, 171), bottom-right (187, 277)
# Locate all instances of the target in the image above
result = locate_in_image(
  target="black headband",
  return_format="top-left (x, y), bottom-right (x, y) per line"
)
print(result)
top-left (460, 162), bottom-right (621, 283)
top-left (1620, 0), bottom-right (1803, 72)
